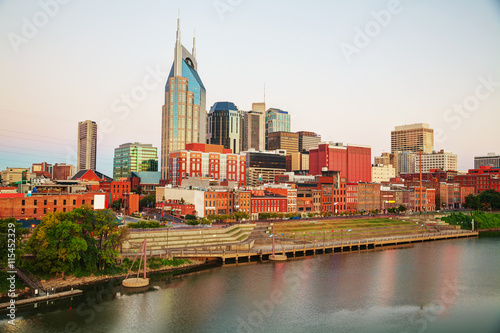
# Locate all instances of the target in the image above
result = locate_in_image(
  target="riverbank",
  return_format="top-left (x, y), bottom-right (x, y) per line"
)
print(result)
top-left (0, 259), bottom-right (207, 300)
top-left (42, 259), bottom-right (206, 291)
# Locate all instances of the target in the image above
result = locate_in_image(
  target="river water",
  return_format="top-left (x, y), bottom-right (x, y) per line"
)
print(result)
top-left (2, 236), bottom-right (500, 333)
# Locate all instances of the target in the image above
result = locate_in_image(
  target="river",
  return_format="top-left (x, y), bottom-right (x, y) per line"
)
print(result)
top-left (2, 236), bottom-right (500, 333)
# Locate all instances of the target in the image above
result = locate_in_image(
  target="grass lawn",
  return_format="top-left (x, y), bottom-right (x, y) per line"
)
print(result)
top-left (272, 217), bottom-right (428, 242)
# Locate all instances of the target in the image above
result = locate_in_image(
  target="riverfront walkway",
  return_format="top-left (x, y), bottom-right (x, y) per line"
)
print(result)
top-left (167, 229), bottom-right (478, 264)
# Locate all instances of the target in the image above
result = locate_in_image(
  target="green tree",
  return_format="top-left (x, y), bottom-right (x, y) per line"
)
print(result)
top-left (478, 190), bottom-right (500, 210)
top-left (111, 198), bottom-right (123, 211)
top-left (0, 218), bottom-right (29, 267)
top-left (397, 205), bottom-right (407, 213)
top-left (139, 194), bottom-right (156, 210)
top-left (233, 211), bottom-right (249, 221)
top-left (464, 194), bottom-right (481, 210)
top-left (27, 207), bottom-right (128, 275)
top-left (27, 212), bottom-right (88, 276)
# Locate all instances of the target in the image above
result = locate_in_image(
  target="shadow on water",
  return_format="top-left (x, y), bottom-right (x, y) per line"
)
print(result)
top-left (0, 261), bottom-right (220, 318)
top-left (478, 231), bottom-right (500, 238)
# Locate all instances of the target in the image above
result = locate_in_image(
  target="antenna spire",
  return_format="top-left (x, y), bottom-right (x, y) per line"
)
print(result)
top-left (192, 29), bottom-right (196, 58)
top-left (176, 10), bottom-right (181, 41)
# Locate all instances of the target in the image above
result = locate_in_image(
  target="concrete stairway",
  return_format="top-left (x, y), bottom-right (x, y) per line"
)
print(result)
top-left (121, 224), bottom-right (256, 256)
top-left (246, 223), bottom-right (270, 245)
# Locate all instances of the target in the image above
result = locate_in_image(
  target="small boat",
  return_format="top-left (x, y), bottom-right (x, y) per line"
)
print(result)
top-left (122, 239), bottom-right (150, 288)
top-left (269, 224), bottom-right (287, 261)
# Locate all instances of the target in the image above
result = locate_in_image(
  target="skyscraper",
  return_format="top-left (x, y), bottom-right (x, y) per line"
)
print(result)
top-left (161, 17), bottom-right (206, 180)
top-left (265, 108), bottom-right (290, 149)
top-left (77, 120), bottom-right (97, 171)
top-left (113, 142), bottom-right (158, 179)
top-left (243, 102), bottom-right (266, 151)
top-left (243, 111), bottom-right (265, 151)
top-left (391, 123), bottom-right (434, 153)
top-left (207, 102), bottom-right (243, 153)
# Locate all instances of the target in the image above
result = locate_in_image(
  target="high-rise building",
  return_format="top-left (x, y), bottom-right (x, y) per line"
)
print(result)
top-left (77, 120), bottom-right (97, 171)
top-left (474, 153), bottom-right (500, 168)
top-left (414, 150), bottom-right (458, 173)
top-left (113, 142), bottom-right (158, 179)
top-left (267, 131), bottom-right (299, 154)
top-left (297, 131), bottom-right (321, 152)
top-left (265, 108), bottom-right (290, 149)
top-left (207, 102), bottom-right (243, 153)
top-left (161, 17), bottom-right (207, 180)
top-left (309, 142), bottom-right (371, 182)
top-left (243, 103), bottom-right (266, 151)
top-left (391, 123), bottom-right (434, 154)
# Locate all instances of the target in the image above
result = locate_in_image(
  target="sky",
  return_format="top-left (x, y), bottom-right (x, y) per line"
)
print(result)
top-left (1, 0), bottom-right (499, 177)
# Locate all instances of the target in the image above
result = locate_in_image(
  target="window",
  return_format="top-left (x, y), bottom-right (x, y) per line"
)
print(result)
top-left (21, 208), bottom-right (25, 214)
top-left (34, 208), bottom-right (37, 214)
top-left (73, 200), bottom-right (76, 205)
top-left (82, 200), bottom-right (85, 205)
top-left (63, 208), bottom-right (66, 212)
top-left (44, 200), bottom-right (47, 205)
top-left (34, 200), bottom-right (37, 206)
top-left (22, 200), bottom-right (25, 206)
top-left (54, 200), bottom-right (57, 205)
top-left (63, 199), bottom-right (66, 205)
top-left (44, 208), bottom-right (47, 214)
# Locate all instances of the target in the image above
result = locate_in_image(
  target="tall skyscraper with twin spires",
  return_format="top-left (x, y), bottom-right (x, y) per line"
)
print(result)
top-left (161, 16), bottom-right (207, 180)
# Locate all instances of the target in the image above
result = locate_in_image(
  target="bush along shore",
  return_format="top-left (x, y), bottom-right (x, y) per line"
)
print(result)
top-left (440, 211), bottom-right (500, 230)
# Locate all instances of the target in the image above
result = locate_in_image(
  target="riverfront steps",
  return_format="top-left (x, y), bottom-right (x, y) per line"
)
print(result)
top-left (168, 229), bottom-right (478, 264)
top-left (121, 224), bottom-right (256, 256)
top-left (0, 289), bottom-right (83, 310)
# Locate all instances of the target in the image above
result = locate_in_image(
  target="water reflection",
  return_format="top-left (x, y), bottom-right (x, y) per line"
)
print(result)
top-left (1, 238), bottom-right (499, 333)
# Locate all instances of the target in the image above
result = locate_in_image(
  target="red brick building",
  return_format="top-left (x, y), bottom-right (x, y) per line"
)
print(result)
top-left (346, 182), bottom-right (358, 213)
top-left (455, 174), bottom-right (500, 194)
top-left (234, 191), bottom-right (251, 215)
top-left (251, 194), bottom-right (287, 218)
top-left (52, 163), bottom-right (75, 181)
top-left (0, 193), bottom-right (103, 219)
top-left (168, 143), bottom-right (246, 187)
top-left (309, 143), bottom-right (371, 182)
top-left (467, 166), bottom-right (500, 176)
top-left (204, 190), bottom-right (235, 216)
top-left (157, 199), bottom-right (196, 217)
top-left (357, 183), bottom-right (381, 212)
top-left (71, 169), bottom-right (131, 205)
top-left (404, 187), bottom-right (436, 212)
top-left (400, 169), bottom-right (458, 183)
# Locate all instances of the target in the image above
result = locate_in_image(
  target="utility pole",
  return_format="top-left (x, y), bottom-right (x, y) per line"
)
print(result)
top-left (419, 149), bottom-right (423, 213)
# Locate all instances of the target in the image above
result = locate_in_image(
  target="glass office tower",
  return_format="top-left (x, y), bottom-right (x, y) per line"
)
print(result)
top-left (161, 17), bottom-right (207, 180)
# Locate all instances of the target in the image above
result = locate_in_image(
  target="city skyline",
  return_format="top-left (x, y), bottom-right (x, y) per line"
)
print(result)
top-left (1, 0), bottom-right (500, 176)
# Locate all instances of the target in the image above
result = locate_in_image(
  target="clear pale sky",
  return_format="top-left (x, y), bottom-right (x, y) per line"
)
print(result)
top-left (1, 0), bottom-right (500, 177)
